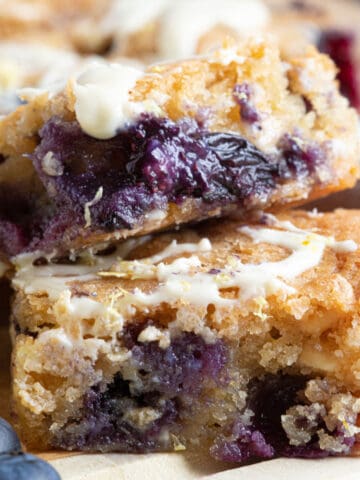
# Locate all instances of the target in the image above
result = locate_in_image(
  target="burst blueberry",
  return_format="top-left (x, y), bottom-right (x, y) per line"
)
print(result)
top-left (0, 114), bottom-right (325, 256)
top-left (210, 374), bottom-right (358, 463)
top-left (52, 330), bottom-right (227, 452)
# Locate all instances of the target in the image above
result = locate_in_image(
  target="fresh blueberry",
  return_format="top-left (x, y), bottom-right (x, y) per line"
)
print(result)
top-left (0, 418), bottom-right (21, 454)
top-left (0, 453), bottom-right (60, 480)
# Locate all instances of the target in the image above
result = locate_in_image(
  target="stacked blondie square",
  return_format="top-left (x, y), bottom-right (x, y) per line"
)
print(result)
top-left (1, 0), bottom-right (360, 467)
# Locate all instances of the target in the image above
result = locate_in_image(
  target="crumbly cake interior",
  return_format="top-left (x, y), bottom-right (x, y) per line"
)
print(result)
top-left (10, 210), bottom-right (360, 462)
top-left (0, 39), bottom-right (358, 258)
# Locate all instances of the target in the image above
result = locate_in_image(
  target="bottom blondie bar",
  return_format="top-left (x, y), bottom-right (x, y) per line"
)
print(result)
top-left (10, 210), bottom-right (360, 463)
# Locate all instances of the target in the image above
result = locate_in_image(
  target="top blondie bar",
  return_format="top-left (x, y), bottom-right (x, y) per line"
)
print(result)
top-left (0, 37), bottom-right (359, 258)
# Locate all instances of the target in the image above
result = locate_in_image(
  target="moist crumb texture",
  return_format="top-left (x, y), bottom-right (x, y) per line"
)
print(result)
top-left (0, 38), bottom-right (359, 258)
top-left (10, 210), bottom-right (360, 462)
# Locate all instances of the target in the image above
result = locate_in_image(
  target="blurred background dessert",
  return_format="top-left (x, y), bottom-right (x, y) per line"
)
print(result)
top-left (1, 0), bottom-right (360, 107)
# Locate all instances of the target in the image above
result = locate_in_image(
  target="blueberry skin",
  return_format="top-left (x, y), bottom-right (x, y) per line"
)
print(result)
top-left (0, 453), bottom-right (61, 480)
top-left (0, 418), bottom-right (21, 454)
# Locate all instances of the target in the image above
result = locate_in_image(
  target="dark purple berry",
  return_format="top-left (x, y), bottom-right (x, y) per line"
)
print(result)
top-left (233, 83), bottom-right (260, 123)
top-left (208, 268), bottom-right (221, 275)
top-left (0, 114), bottom-right (325, 256)
top-left (210, 423), bottom-right (274, 463)
top-left (277, 134), bottom-right (324, 178)
top-left (211, 373), bottom-right (358, 463)
top-left (319, 29), bottom-right (360, 109)
top-left (52, 331), bottom-right (227, 452)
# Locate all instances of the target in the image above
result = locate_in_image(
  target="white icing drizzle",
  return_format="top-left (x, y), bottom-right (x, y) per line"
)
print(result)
top-left (84, 186), bottom-right (103, 228)
top-left (108, 218), bottom-right (357, 308)
top-left (233, 224), bottom-right (357, 298)
top-left (13, 237), bottom-right (211, 349)
top-left (145, 238), bottom-right (211, 264)
top-left (13, 216), bottom-right (357, 315)
top-left (13, 258), bottom-right (103, 300)
top-left (0, 44), bottom-right (116, 114)
top-left (98, 239), bottom-right (209, 281)
top-left (12, 235), bottom-right (151, 300)
top-left (72, 62), bottom-right (143, 139)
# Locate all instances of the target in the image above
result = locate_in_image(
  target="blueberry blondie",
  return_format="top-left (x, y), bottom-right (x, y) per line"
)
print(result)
top-left (10, 209), bottom-right (360, 462)
top-left (0, 38), bottom-right (358, 259)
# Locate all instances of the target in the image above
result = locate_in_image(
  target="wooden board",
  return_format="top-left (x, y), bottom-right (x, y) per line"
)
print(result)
top-left (2, 324), bottom-right (360, 479)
